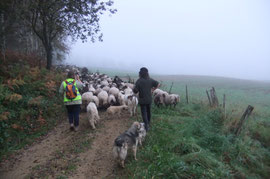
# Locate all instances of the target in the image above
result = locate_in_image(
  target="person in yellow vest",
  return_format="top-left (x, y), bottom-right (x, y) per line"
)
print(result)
top-left (59, 70), bottom-right (83, 132)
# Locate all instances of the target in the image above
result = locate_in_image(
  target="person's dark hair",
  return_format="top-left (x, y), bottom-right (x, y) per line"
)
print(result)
top-left (139, 67), bottom-right (149, 79)
top-left (67, 70), bottom-right (75, 78)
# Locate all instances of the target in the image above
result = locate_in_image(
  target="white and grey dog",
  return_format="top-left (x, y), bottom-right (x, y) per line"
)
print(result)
top-left (138, 123), bottom-right (147, 146)
top-left (113, 121), bottom-right (142, 168)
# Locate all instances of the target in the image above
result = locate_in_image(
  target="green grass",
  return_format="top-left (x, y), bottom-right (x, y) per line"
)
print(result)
top-left (109, 74), bottom-right (270, 178)
top-left (154, 75), bottom-right (270, 117)
top-left (125, 104), bottom-right (270, 178)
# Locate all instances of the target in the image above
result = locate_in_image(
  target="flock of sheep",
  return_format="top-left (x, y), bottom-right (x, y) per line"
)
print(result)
top-left (57, 65), bottom-right (180, 129)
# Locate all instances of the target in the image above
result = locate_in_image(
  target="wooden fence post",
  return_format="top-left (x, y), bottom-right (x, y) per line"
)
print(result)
top-left (206, 90), bottom-right (211, 106)
top-left (169, 82), bottom-right (174, 94)
top-left (223, 94), bottom-right (226, 118)
top-left (210, 87), bottom-right (219, 107)
top-left (234, 105), bottom-right (254, 136)
top-left (186, 85), bottom-right (189, 104)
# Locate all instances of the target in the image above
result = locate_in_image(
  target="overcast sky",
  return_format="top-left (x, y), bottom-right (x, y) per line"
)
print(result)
top-left (66, 0), bottom-right (270, 81)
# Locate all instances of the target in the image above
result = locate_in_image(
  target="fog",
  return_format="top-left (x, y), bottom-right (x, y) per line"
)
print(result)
top-left (66, 0), bottom-right (270, 81)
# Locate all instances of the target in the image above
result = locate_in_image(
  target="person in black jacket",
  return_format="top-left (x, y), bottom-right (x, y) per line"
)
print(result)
top-left (133, 67), bottom-right (160, 131)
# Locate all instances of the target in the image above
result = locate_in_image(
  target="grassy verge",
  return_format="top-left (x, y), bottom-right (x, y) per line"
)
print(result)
top-left (124, 104), bottom-right (270, 178)
top-left (0, 53), bottom-right (66, 161)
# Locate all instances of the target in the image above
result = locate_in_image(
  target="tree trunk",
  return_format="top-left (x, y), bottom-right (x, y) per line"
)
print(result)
top-left (45, 44), bottom-right (52, 70)
top-left (0, 12), bottom-right (6, 61)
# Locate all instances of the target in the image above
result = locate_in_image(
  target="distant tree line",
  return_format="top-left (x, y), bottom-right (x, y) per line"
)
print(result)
top-left (0, 0), bottom-right (116, 69)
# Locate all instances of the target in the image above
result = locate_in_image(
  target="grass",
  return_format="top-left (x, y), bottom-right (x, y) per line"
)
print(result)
top-left (113, 74), bottom-right (270, 178)
top-left (124, 104), bottom-right (270, 178)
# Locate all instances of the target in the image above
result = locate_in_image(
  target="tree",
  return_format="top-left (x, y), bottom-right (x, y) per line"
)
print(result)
top-left (19, 0), bottom-right (116, 70)
top-left (0, 0), bottom-right (15, 61)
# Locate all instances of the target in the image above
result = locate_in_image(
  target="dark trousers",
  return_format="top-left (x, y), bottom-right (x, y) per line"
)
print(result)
top-left (140, 104), bottom-right (151, 131)
top-left (66, 104), bottom-right (81, 127)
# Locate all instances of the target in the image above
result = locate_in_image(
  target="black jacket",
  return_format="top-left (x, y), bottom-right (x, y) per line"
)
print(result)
top-left (133, 77), bottom-right (159, 105)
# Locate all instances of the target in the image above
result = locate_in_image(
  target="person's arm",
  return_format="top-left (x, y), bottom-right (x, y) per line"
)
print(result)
top-left (151, 79), bottom-right (160, 93)
top-left (75, 75), bottom-right (83, 90)
top-left (133, 80), bottom-right (139, 94)
top-left (152, 83), bottom-right (160, 91)
top-left (59, 81), bottom-right (64, 94)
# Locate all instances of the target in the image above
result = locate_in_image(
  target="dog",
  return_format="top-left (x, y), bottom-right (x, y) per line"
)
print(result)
top-left (113, 121), bottom-right (141, 168)
top-left (138, 123), bottom-right (147, 146)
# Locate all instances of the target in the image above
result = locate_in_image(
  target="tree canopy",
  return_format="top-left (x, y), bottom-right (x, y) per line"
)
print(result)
top-left (1, 0), bottom-right (116, 69)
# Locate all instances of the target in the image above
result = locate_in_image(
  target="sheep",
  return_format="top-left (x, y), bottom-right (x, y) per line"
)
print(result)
top-left (163, 93), bottom-right (180, 107)
top-left (108, 94), bottom-right (117, 106)
top-left (97, 90), bottom-right (109, 107)
top-left (103, 86), bottom-right (110, 93)
top-left (124, 83), bottom-right (134, 89)
top-left (126, 95), bottom-right (138, 117)
top-left (106, 105), bottom-right (129, 117)
top-left (117, 92), bottom-right (125, 106)
top-left (88, 84), bottom-right (96, 93)
top-left (124, 87), bottom-right (133, 95)
top-left (101, 80), bottom-right (109, 86)
top-left (109, 87), bottom-right (120, 98)
top-left (153, 88), bottom-right (168, 97)
top-left (86, 102), bottom-right (100, 129)
top-left (170, 94), bottom-right (180, 107)
top-left (81, 92), bottom-right (93, 111)
top-left (89, 95), bottom-right (99, 107)
top-left (153, 93), bottom-right (164, 107)
top-left (81, 83), bottom-right (89, 94)
top-left (94, 88), bottom-right (102, 96)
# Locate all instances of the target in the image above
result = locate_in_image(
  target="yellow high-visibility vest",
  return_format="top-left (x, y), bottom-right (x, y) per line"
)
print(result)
top-left (63, 78), bottom-right (82, 102)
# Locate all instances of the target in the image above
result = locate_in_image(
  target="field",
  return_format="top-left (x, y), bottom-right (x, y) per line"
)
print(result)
top-left (95, 69), bottom-right (270, 178)
top-left (1, 62), bottom-right (270, 178)
top-left (116, 74), bottom-right (270, 178)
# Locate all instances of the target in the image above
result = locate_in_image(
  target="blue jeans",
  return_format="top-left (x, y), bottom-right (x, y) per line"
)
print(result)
top-left (140, 104), bottom-right (151, 131)
top-left (66, 105), bottom-right (81, 127)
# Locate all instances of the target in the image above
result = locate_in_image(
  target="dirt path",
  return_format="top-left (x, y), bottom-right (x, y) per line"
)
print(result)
top-left (0, 111), bottom-right (134, 179)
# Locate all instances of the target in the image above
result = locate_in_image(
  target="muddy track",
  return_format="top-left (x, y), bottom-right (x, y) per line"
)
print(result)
top-left (0, 111), bottom-right (135, 179)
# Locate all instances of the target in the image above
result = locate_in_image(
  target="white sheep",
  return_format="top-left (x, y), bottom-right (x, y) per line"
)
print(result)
top-left (88, 84), bottom-right (96, 93)
top-left (124, 83), bottom-right (134, 89)
top-left (103, 86), bottom-right (110, 93)
top-left (101, 80), bottom-right (109, 86)
top-left (81, 92), bottom-right (93, 111)
top-left (89, 95), bottom-right (99, 107)
top-left (117, 92), bottom-right (125, 105)
top-left (153, 88), bottom-right (168, 97)
top-left (94, 88), bottom-right (102, 96)
top-left (97, 90), bottom-right (109, 107)
top-left (163, 93), bottom-right (180, 107)
top-left (153, 93), bottom-right (165, 107)
top-left (109, 87), bottom-right (120, 98)
top-left (86, 102), bottom-right (100, 129)
top-left (124, 87), bottom-right (133, 95)
top-left (108, 94), bottom-right (117, 105)
top-left (106, 105), bottom-right (129, 117)
top-left (169, 94), bottom-right (180, 107)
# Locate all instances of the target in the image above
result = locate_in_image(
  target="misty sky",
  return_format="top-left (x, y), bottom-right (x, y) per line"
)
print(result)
top-left (66, 0), bottom-right (270, 81)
